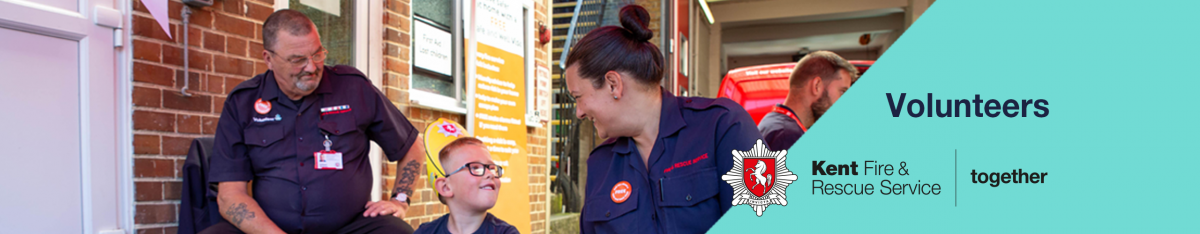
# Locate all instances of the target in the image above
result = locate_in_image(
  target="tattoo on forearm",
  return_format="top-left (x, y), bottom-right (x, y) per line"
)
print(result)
top-left (393, 161), bottom-right (422, 196)
top-left (225, 203), bottom-right (256, 226)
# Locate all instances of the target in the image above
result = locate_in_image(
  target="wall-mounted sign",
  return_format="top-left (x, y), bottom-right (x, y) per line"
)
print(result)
top-left (468, 0), bottom-right (530, 233)
top-left (414, 20), bottom-right (453, 76)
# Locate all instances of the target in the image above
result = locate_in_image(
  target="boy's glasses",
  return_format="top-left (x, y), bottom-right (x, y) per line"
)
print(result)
top-left (445, 162), bottom-right (504, 178)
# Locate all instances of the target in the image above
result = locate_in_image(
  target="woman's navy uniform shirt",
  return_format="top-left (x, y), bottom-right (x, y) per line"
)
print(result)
top-left (580, 90), bottom-right (763, 234)
top-left (208, 65), bottom-right (419, 233)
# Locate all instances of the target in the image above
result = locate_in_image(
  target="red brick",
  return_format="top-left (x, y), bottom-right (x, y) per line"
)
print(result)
top-left (177, 114), bottom-right (202, 134)
top-left (190, 8), bottom-right (214, 28)
top-left (133, 110), bottom-right (175, 132)
top-left (133, 86), bottom-right (162, 108)
top-left (162, 136), bottom-right (194, 156)
top-left (203, 31), bottom-right (225, 52)
top-left (135, 181), bottom-right (163, 201)
top-left (223, 0), bottom-right (244, 16)
top-left (205, 75), bottom-right (225, 93)
top-left (225, 77), bottom-right (247, 93)
top-left (385, 28), bottom-right (403, 44)
top-left (213, 97), bottom-right (226, 114)
top-left (254, 61), bottom-right (268, 75)
top-left (133, 39), bottom-right (161, 62)
top-left (133, 134), bottom-right (160, 155)
top-left (227, 37), bottom-right (248, 57)
top-left (162, 44), bottom-right (184, 67)
top-left (163, 181), bottom-right (183, 200)
top-left (135, 158), bottom-right (174, 178)
top-left (386, 58), bottom-right (409, 75)
top-left (175, 158), bottom-right (186, 178)
top-left (133, 15), bottom-right (174, 42)
top-left (249, 41), bottom-right (265, 58)
top-left (238, 58), bottom-right (256, 76)
top-left (246, 2), bottom-right (273, 22)
top-left (135, 203), bottom-right (176, 224)
top-left (174, 70), bottom-right (201, 90)
top-left (213, 55), bottom-right (237, 75)
top-left (163, 91), bottom-right (212, 113)
top-left (398, 33), bottom-right (410, 46)
top-left (188, 48), bottom-right (212, 71)
top-left (167, 0), bottom-right (182, 21)
top-left (163, 226), bottom-right (178, 234)
top-left (398, 46), bottom-right (409, 61)
top-left (250, 0), bottom-right (272, 4)
top-left (133, 62), bottom-right (174, 87)
top-left (184, 26), bottom-right (202, 47)
top-left (397, 16), bottom-right (410, 32)
top-left (202, 116), bottom-right (220, 134)
top-left (215, 13), bottom-right (256, 38)
top-left (133, 0), bottom-right (148, 14)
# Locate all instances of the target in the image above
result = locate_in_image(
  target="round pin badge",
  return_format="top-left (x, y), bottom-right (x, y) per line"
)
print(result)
top-left (611, 181), bottom-right (632, 203)
top-left (254, 98), bottom-right (272, 115)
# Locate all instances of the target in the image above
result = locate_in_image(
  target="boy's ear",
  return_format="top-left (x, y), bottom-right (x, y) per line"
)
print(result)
top-left (435, 177), bottom-right (453, 199)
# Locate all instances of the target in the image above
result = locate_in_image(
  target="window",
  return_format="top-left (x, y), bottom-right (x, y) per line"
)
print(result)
top-left (290, 0), bottom-right (356, 66)
top-left (410, 0), bottom-right (539, 118)
top-left (411, 0), bottom-right (466, 113)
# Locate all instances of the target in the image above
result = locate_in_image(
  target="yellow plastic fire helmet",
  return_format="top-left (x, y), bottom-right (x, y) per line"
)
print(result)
top-left (424, 118), bottom-right (468, 197)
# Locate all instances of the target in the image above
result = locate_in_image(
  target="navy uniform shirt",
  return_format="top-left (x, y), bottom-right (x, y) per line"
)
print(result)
top-left (758, 104), bottom-right (805, 152)
top-left (413, 213), bottom-right (520, 234)
top-left (209, 65), bottom-right (419, 234)
top-left (580, 90), bottom-right (763, 234)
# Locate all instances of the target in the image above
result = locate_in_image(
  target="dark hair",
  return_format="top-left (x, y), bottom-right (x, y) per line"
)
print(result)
top-left (564, 5), bottom-right (663, 88)
top-left (262, 9), bottom-right (314, 51)
top-left (789, 51), bottom-right (858, 88)
top-left (436, 137), bottom-right (486, 204)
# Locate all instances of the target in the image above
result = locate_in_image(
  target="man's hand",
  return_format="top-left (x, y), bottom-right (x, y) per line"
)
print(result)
top-left (363, 199), bottom-right (409, 218)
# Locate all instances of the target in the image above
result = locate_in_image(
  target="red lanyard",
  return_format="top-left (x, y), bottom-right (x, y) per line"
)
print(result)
top-left (771, 105), bottom-right (807, 132)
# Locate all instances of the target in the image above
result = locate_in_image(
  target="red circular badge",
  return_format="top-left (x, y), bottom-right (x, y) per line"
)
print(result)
top-left (254, 98), bottom-right (272, 115)
top-left (611, 181), bottom-right (631, 204)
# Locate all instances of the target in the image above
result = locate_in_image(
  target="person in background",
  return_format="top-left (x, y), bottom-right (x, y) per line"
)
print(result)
top-left (758, 51), bottom-right (858, 151)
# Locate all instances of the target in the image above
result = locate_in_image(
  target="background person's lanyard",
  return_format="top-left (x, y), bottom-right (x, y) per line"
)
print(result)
top-left (771, 105), bottom-right (808, 132)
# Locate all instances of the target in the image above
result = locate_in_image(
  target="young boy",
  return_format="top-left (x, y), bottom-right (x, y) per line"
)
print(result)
top-left (415, 137), bottom-right (520, 234)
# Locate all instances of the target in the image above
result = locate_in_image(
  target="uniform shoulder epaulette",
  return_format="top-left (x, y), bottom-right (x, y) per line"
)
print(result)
top-left (680, 96), bottom-right (739, 111)
top-left (330, 65), bottom-right (369, 80)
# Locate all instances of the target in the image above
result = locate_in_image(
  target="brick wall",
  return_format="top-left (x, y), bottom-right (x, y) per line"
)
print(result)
top-left (130, 0), bottom-right (552, 233)
top-left (132, 0), bottom-right (271, 233)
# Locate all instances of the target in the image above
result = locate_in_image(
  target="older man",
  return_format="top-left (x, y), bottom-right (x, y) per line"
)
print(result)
top-left (203, 10), bottom-right (426, 234)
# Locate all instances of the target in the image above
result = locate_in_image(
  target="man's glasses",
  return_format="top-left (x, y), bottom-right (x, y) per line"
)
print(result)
top-left (267, 48), bottom-right (327, 67)
top-left (444, 162), bottom-right (504, 178)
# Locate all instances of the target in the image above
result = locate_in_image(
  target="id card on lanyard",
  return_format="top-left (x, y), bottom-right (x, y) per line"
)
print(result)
top-left (315, 133), bottom-right (343, 170)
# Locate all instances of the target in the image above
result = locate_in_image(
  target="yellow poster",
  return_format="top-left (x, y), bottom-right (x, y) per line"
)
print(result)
top-left (469, 0), bottom-right (529, 233)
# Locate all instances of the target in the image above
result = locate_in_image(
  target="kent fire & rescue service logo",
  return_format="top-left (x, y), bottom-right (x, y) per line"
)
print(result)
top-left (723, 139), bottom-right (797, 216)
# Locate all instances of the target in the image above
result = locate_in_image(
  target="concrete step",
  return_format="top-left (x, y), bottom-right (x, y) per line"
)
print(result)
top-left (549, 213), bottom-right (580, 234)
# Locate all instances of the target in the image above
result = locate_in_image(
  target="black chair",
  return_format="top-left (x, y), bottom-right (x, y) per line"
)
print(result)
top-left (179, 137), bottom-right (221, 234)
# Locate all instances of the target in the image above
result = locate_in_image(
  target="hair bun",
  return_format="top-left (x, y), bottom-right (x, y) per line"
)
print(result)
top-left (619, 5), bottom-right (653, 42)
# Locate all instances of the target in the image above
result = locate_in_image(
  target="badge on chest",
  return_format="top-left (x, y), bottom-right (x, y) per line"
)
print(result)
top-left (314, 133), bottom-right (343, 170)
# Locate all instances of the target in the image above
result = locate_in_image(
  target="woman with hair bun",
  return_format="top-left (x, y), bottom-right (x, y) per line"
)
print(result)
top-left (566, 5), bottom-right (762, 234)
